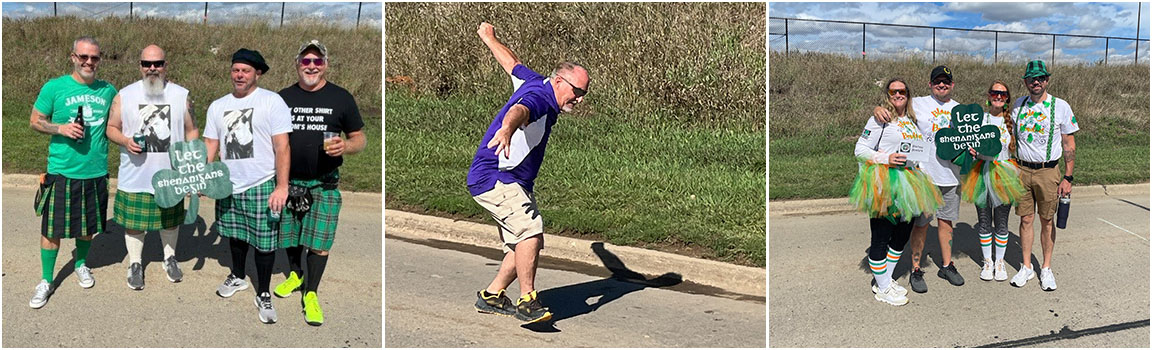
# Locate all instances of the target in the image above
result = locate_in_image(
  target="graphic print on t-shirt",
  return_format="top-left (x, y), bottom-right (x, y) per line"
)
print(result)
top-left (928, 108), bottom-right (951, 133)
top-left (138, 104), bottom-right (171, 153)
top-left (222, 108), bottom-right (254, 160)
top-left (1018, 109), bottom-right (1049, 145)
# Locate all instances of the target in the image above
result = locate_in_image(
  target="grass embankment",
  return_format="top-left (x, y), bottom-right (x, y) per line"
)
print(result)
top-left (385, 3), bottom-right (766, 266)
top-left (769, 51), bottom-right (1149, 200)
top-left (2, 16), bottom-right (382, 191)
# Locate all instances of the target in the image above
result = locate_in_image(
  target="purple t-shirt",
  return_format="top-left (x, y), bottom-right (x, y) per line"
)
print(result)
top-left (467, 64), bottom-right (560, 196)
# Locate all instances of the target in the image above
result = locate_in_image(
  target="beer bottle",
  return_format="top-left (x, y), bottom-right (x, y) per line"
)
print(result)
top-left (73, 105), bottom-right (86, 143)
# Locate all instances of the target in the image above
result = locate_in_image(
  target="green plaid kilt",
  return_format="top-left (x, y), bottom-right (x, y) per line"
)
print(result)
top-left (113, 191), bottom-right (185, 231)
top-left (215, 179), bottom-right (278, 252)
top-left (38, 175), bottom-right (109, 239)
top-left (279, 176), bottom-right (342, 251)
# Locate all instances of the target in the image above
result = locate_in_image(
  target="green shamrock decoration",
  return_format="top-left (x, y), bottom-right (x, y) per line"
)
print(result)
top-left (934, 103), bottom-right (1001, 175)
top-left (151, 139), bottom-right (232, 224)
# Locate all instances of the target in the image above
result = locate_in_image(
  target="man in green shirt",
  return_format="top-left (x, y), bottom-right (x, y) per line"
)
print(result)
top-left (28, 36), bottom-right (118, 309)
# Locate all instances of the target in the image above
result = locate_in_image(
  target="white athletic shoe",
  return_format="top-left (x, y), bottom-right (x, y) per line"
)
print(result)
top-left (29, 280), bottom-right (54, 309)
top-left (873, 284), bottom-right (908, 306)
top-left (993, 260), bottom-right (1008, 281)
top-left (979, 259), bottom-right (994, 281)
top-left (1040, 267), bottom-right (1057, 291)
top-left (1010, 266), bottom-right (1035, 287)
top-left (872, 280), bottom-right (908, 296)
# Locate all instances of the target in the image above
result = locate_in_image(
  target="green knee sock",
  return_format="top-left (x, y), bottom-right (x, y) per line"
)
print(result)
top-left (41, 248), bottom-right (59, 282)
top-left (74, 240), bottom-right (91, 268)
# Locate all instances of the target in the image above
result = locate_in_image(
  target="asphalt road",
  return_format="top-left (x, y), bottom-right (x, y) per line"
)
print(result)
top-left (384, 237), bottom-right (767, 347)
top-left (769, 188), bottom-right (1150, 347)
top-left (1, 182), bottom-right (382, 348)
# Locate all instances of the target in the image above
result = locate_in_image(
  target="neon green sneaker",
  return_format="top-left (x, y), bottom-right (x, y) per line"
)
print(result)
top-left (274, 272), bottom-right (302, 298)
top-left (303, 291), bottom-right (324, 326)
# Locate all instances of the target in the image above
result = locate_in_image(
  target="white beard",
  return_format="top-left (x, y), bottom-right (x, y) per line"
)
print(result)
top-left (143, 75), bottom-right (166, 99)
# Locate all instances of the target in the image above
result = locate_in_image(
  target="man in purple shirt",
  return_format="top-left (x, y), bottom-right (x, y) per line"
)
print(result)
top-left (467, 22), bottom-right (589, 324)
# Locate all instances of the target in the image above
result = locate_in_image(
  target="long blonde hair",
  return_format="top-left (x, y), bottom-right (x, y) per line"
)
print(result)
top-left (987, 80), bottom-right (1016, 155)
top-left (883, 78), bottom-right (916, 125)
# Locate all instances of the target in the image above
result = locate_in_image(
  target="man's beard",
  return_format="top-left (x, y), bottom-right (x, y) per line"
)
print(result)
top-left (301, 73), bottom-right (322, 87)
top-left (75, 63), bottom-right (94, 79)
top-left (144, 74), bottom-right (166, 98)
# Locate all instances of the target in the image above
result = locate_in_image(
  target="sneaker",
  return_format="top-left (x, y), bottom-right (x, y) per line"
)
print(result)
top-left (126, 262), bottom-right (144, 290)
top-left (980, 259), bottom-right (994, 281)
top-left (274, 271), bottom-right (303, 298)
top-left (1010, 266), bottom-right (1035, 287)
top-left (303, 291), bottom-right (324, 326)
top-left (474, 289), bottom-right (517, 316)
top-left (254, 292), bottom-right (277, 324)
top-left (216, 274), bottom-right (249, 298)
top-left (1040, 267), bottom-right (1057, 291)
top-left (937, 263), bottom-right (965, 286)
top-left (994, 260), bottom-right (1008, 281)
top-left (163, 257), bottom-right (183, 283)
top-left (514, 290), bottom-right (552, 324)
top-left (29, 280), bottom-right (54, 309)
top-left (75, 264), bottom-right (95, 289)
top-left (871, 279), bottom-right (907, 296)
top-left (873, 284), bottom-right (908, 306)
top-left (909, 268), bottom-right (928, 293)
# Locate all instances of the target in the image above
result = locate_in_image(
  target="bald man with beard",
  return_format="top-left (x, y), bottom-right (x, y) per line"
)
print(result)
top-left (107, 44), bottom-right (199, 290)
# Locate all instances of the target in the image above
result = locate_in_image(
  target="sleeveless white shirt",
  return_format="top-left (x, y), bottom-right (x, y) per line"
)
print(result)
top-left (116, 80), bottom-right (189, 193)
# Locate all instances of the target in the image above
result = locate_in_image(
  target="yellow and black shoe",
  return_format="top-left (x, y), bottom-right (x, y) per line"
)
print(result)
top-left (514, 290), bottom-right (552, 324)
top-left (474, 289), bottom-right (516, 317)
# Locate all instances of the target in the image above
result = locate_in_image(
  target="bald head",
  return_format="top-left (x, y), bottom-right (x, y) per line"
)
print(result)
top-left (140, 44), bottom-right (165, 61)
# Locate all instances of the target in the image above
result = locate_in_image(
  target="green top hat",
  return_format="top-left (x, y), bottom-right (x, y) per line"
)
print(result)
top-left (1022, 60), bottom-right (1050, 79)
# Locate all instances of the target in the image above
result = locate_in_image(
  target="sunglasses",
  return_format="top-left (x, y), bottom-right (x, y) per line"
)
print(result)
top-left (298, 58), bottom-right (326, 66)
top-left (931, 79), bottom-right (952, 86)
top-left (1026, 76), bottom-right (1049, 84)
top-left (73, 53), bottom-right (101, 63)
top-left (140, 60), bottom-right (166, 68)
top-left (988, 90), bottom-right (1008, 97)
top-left (887, 89), bottom-right (908, 96)
top-left (559, 76), bottom-right (587, 98)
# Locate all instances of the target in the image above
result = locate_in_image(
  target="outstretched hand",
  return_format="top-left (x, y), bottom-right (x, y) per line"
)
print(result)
top-left (486, 127), bottom-right (513, 159)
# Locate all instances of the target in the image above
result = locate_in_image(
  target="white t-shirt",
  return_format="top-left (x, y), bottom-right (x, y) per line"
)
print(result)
top-left (910, 95), bottom-right (961, 186)
top-left (855, 114), bottom-right (926, 168)
top-left (1010, 94), bottom-right (1078, 163)
top-left (978, 112), bottom-right (1012, 162)
top-left (116, 81), bottom-right (189, 193)
top-left (204, 88), bottom-right (293, 193)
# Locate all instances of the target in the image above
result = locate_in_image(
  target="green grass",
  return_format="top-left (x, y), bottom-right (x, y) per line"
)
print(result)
top-left (2, 16), bottom-right (382, 192)
top-left (769, 52), bottom-right (1150, 200)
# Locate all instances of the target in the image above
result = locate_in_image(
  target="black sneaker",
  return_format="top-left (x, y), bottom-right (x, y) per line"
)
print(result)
top-left (514, 290), bottom-right (552, 324)
top-left (474, 289), bottom-right (516, 317)
top-left (937, 263), bottom-right (965, 286)
top-left (909, 268), bottom-right (928, 293)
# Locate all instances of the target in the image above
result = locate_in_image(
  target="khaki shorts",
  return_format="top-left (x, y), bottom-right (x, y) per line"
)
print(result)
top-left (473, 182), bottom-right (544, 253)
top-left (1016, 166), bottom-right (1060, 220)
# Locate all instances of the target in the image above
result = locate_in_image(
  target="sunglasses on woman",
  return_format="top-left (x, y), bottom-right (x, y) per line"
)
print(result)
top-left (988, 90), bottom-right (1008, 100)
top-left (887, 89), bottom-right (908, 96)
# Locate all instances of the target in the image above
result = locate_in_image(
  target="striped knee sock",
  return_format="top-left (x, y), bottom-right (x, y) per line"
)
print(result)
top-left (870, 258), bottom-right (890, 291)
top-left (885, 248), bottom-right (902, 284)
top-left (994, 232), bottom-right (1009, 262)
top-left (979, 232), bottom-right (993, 262)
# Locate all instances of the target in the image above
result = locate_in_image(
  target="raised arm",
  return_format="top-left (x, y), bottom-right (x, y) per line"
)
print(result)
top-left (478, 22), bottom-right (522, 75)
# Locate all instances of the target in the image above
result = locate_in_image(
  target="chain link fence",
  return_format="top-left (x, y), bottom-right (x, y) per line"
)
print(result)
top-left (2, 2), bottom-right (381, 29)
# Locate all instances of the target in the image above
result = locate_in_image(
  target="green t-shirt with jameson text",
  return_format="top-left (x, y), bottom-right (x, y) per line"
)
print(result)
top-left (33, 75), bottom-right (117, 179)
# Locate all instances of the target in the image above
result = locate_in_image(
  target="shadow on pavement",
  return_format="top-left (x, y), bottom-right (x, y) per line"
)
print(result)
top-left (528, 242), bottom-right (682, 332)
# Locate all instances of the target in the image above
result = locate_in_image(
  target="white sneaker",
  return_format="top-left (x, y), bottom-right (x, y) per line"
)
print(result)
top-left (1040, 267), bottom-right (1057, 291)
top-left (980, 259), bottom-right (994, 281)
top-left (873, 285), bottom-right (908, 306)
top-left (1010, 266), bottom-right (1035, 287)
top-left (994, 260), bottom-right (1008, 281)
top-left (29, 280), bottom-right (54, 309)
top-left (871, 280), bottom-right (907, 296)
top-left (75, 264), bottom-right (95, 289)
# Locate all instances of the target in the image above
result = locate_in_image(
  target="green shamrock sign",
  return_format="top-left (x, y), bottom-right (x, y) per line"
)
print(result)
top-left (151, 140), bottom-right (232, 224)
top-left (935, 103), bottom-right (1001, 174)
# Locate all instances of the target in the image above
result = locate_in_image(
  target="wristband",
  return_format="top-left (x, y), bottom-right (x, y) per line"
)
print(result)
top-left (1063, 175), bottom-right (1073, 183)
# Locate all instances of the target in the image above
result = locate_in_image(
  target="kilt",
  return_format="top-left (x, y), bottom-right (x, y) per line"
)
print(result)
top-left (279, 176), bottom-right (341, 251)
top-left (215, 179), bottom-right (278, 252)
top-left (38, 174), bottom-right (109, 239)
top-left (114, 191), bottom-right (184, 231)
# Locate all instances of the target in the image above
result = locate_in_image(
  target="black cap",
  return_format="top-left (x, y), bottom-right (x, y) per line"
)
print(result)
top-left (231, 48), bottom-right (269, 74)
top-left (930, 65), bottom-right (952, 81)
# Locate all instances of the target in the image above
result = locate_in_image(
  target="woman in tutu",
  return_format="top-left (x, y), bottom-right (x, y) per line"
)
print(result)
top-left (851, 78), bottom-right (943, 306)
top-left (960, 80), bottom-right (1026, 282)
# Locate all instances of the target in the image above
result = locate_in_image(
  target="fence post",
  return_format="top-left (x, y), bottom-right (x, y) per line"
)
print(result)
top-left (1105, 38), bottom-right (1109, 65)
top-left (203, 2), bottom-right (207, 24)
top-left (280, 2), bottom-right (285, 28)
top-left (356, 2), bottom-right (362, 28)
top-left (784, 18), bottom-right (789, 56)
top-left (1051, 35), bottom-right (1056, 66)
top-left (862, 23), bottom-right (866, 60)
top-left (932, 28), bottom-right (936, 63)
top-left (53, 2), bottom-right (57, 16)
top-left (994, 32), bottom-right (998, 63)
top-left (1138, 2), bottom-right (1142, 65)
top-left (129, 2), bottom-right (132, 21)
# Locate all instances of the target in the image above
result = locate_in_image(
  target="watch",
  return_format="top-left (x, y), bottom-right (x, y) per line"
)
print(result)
top-left (1063, 175), bottom-right (1074, 183)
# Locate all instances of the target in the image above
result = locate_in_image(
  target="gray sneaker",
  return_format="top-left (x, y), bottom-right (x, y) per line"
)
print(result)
top-left (255, 292), bottom-right (277, 324)
top-left (909, 268), bottom-right (928, 293)
top-left (937, 262), bottom-right (965, 286)
top-left (163, 257), bottom-right (183, 283)
top-left (216, 274), bottom-right (249, 298)
top-left (29, 280), bottom-right (54, 309)
top-left (75, 264), bottom-right (95, 288)
top-left (126, 262), bottom-right (144, 290)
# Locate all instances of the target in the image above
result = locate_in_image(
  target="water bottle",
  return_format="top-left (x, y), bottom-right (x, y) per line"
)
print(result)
top-left (1056, 194), bottom-right (1071, 229)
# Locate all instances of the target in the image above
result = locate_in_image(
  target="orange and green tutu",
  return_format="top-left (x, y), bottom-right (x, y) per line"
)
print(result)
top-left (849, 159), bottom-right (943, 223)
top-left (960, 159), bottom-right (1026, 208)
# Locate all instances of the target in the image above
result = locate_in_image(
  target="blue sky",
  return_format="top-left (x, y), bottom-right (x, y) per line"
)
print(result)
top-left (2, 2), bottom-right (382, 29)
top-left (769, 2), bottom-right (1150, 65)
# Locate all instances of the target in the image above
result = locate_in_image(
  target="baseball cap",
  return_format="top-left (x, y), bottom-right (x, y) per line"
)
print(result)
top-left (231, 48), bottom-right (269, 74)
top-left (930, 65), bottom-right (952, 81)
top-left (297, 39), bottom-right (328, 58)
top-left (1022, 60), bottom-right (1050, 79)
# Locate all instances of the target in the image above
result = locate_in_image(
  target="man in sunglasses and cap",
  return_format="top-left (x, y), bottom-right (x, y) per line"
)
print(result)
top-left (1008, 60), bottom-right (1077, 291)
top-left (106, 44), bottom-right (200, 290)
top-left (204, 48), bottom-right (293, 323)
top-left (272, 40), bottom-right (367, 326)
top-left (872, 65), bottom-right (965, 293)
top-left (28, 36), bottom-right (118, 309)
top-left (467, 22), bottom-right (589, 324)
